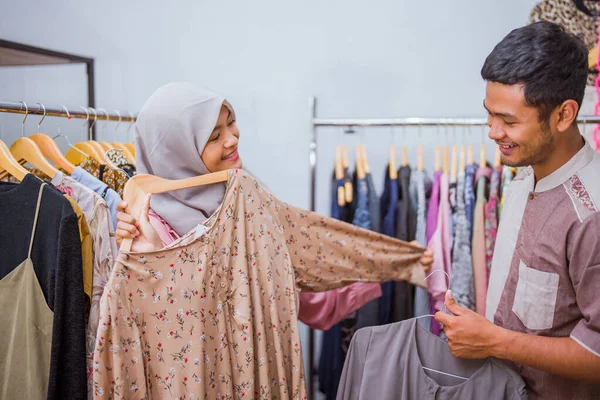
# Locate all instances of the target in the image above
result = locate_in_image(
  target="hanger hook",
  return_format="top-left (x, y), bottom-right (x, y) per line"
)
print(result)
top-left (424, 270), bottom-right (451, 286)
top-left (97, 108), bottom-right (109, 132)
top-left (127, 112), bottom-right (135, 140)
top-left (21, 101), bottom-right (29, 137)
top-left (113, 110), bottom-right (122, 132)
top-left (127, 112), bottom-right (135, 131)
top-left (88, 107), bottom-right (97, 134)
top-left (55, 105), bottom-right (71, 135)
top-left (36, 103), bottom-right (47, 131)
top-left (80, 106), bottom-right (90, 140)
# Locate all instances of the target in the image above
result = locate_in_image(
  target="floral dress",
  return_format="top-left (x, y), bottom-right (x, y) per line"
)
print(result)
top-left (93, 169), bottom-right (425, 399)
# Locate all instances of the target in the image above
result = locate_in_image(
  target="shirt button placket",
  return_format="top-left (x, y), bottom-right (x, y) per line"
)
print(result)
top-left (529, 192), bottom-right (535, 200)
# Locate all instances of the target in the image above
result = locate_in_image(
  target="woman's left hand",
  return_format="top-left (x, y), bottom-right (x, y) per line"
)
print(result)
top-left (411, 240), bottom-right (434, 271)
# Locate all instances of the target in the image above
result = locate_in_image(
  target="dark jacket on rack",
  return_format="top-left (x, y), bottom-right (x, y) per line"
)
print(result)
top-left (0, 174), bottom-right (87, 400)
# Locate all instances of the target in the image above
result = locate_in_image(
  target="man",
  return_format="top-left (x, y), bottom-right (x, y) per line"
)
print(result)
top-left (435, 21), bottom-right (600, 399)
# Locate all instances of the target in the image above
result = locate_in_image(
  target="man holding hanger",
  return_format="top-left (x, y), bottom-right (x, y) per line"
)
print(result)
top-left (435, 21), bottom-right (600, 399)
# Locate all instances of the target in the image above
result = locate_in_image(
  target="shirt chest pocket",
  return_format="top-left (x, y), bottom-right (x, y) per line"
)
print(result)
top-left (512, 260), bottom-right (559, 331)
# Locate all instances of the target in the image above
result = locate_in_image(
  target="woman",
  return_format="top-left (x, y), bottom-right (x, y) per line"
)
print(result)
top-left (115, 82), bottom-right (433, 330)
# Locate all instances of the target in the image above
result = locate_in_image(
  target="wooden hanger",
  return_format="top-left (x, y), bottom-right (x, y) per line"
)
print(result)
top-left (434, 145), bottom-right (441, 172)
top-left (467, 145), bottom-right (474, 166)
top-left (121, 170), bottom-right (229, 252)
top-left (29, 133), bottom-right (75, 175)
top-left (459, 145), bottom-right (466, 175)
top-left (479, 144), bottom-right (487, 168)
top-left (494, 145), bottom-right (502, 167)
top-left (451, 145), bottom-right (458, 181)
top-left (111, 142), bottom-right (135, 163)
top-left (87, 141), bottom-right (107, 164)
top-left (335, 145), bottom-right (345, 206)
top-left (65, 142), bottom-right (101, 165)
top-left (341, 145), bottom-right (353, 203)
top-left (97, 141), bottom-right (112, 152)
top-left (589, 45), bottom-right (598, 69)
top-left (417, 145), bottom-right (424, 172)
top-left (356, 146), bottom-right (366, 179)
top-left (389, 145), bottom-right (398, 179)
top-left (10, 137), bottom-right (58, 179)
top-left (359, 145), bottom-right (371, 175)
top-left (0, 140), bottom-right (28, 181)
top-left (401, 146), bottom-right (408, 167)
top-left (443, 146), bottom-right (449, 175)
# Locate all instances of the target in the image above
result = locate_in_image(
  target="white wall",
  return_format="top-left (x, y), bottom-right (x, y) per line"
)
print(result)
top-left (0, 0), bottom-right (543, 208)
top-left (0, 0), bottom-right (550, 395)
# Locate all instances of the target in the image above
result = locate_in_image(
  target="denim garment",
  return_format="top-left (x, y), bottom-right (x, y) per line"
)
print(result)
top-left (464, 164), bottom-right (478, 243)
top-left (378, 167), bottom-right (398, 325)
top-left (450, 172), bottom-right (475, 310)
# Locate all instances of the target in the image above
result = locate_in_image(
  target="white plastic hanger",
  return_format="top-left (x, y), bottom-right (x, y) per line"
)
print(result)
top-left (415, 270), bottom-right (469, 381)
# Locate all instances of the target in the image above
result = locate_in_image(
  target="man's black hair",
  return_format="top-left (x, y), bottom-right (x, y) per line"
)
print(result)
top-left (481, 21), bottom-right (588, 126)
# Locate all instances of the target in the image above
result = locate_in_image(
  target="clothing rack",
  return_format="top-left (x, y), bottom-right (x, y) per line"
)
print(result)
top-left (306, 95), bottom-right (600, 399)
top-left (0, 101), bottom-right (137, 140)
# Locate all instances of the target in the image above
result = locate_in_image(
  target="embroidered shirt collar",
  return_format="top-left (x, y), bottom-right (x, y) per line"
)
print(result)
top-left (534, 138), bottom-right (595, 193)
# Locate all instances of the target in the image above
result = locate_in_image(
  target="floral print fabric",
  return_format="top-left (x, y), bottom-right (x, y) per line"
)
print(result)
top-left (79, 157), bottom-right (129, 196)
top-left (93, 169), bottom-right (425, 399)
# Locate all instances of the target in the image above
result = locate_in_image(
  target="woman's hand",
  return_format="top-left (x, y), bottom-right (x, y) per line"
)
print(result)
top-left (115, 194), bottom-right (163, 252)
top-left (411, 241), bottom-right (434, 271)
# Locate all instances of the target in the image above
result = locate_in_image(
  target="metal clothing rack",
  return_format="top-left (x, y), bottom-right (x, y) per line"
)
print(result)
top-left (0, 39), bottom-right (98, 138)
top-left (306, 95), bottom-right (600, 399)
top-left (0, 101), bottom-right (137, 123)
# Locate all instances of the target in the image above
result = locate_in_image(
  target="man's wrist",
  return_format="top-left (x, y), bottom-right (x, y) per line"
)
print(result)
top-left (489, 325), bottom-right (517, 360)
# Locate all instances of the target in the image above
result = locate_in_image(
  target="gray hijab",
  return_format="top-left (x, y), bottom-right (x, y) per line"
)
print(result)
top-left (135, 82), bottom-right (235, 235)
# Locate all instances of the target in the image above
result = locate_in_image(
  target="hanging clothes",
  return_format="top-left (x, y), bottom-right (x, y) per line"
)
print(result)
top-left (426, 173), bottom-right (451, 314)
top-left (472, 167), bottom-right (493, 315)
top-left (336, 318), bottom-right (527, 400)
top-left (394, 165), bottom-right (416, 322)
top-left (450, 169), bottom-right (476, 310)
top-left (0, 183), bottom-right (54, 400)
top-left (378, 166), bottom-right (399, 326)
top-left (105, 149), bottom-right (136, 177)
top-left (425, 170), bottom-right (441, 244)
top-left (64, 195), bottom-right (94, 304)
top-left (365, 172), bottom-right (381, 234)
top-left (498, 166), bottom-right (516, 218)
top-left (93, 169), bottom-right (426, 399)
top-left (79, 157), bottom-right (129, 196)
top-left (50, 170), bottom-right (118, 388)
top-left (0, 175), bottom-right (87, 400)
top-left (412, 170), bottom-right (433, 328)
top-left (448, 175), bottom-right (458, 249)
top-left (72, 166), bottom-right (121, 229)
top-left (464, 164), bottom-right (478, 243)
top-left (352, 176), bottom-right (383, 331)
top-left (485, 165), bottom-right (503, 276)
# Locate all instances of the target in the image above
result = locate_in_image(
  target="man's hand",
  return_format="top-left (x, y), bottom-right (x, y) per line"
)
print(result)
top-left (434, 290), bottom-right (507, 359)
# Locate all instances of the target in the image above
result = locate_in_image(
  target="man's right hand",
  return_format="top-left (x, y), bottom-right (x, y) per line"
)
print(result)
top-left (115, 194), bottom-right (163, 252)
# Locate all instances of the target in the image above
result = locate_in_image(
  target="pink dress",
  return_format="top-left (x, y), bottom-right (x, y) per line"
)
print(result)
top-left (148, 208), bottom-right (382, 331)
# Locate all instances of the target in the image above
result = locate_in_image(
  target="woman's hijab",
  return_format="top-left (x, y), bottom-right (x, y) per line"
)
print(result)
top-left (135, 82), bottom-right (235, 235)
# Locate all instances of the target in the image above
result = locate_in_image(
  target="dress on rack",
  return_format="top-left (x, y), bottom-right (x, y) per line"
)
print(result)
top-left (93, 169), bottom-right (426, 399)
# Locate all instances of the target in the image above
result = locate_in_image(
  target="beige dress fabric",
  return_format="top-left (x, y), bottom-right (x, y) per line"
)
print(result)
top-left (0, 183), bottom-right (54, 400)
top-left (93, 170), bottom-right (426, 399)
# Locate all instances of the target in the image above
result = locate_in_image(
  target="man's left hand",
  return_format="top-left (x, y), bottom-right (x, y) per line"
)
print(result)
top-left (434, 290), bottom-right (507, 359)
